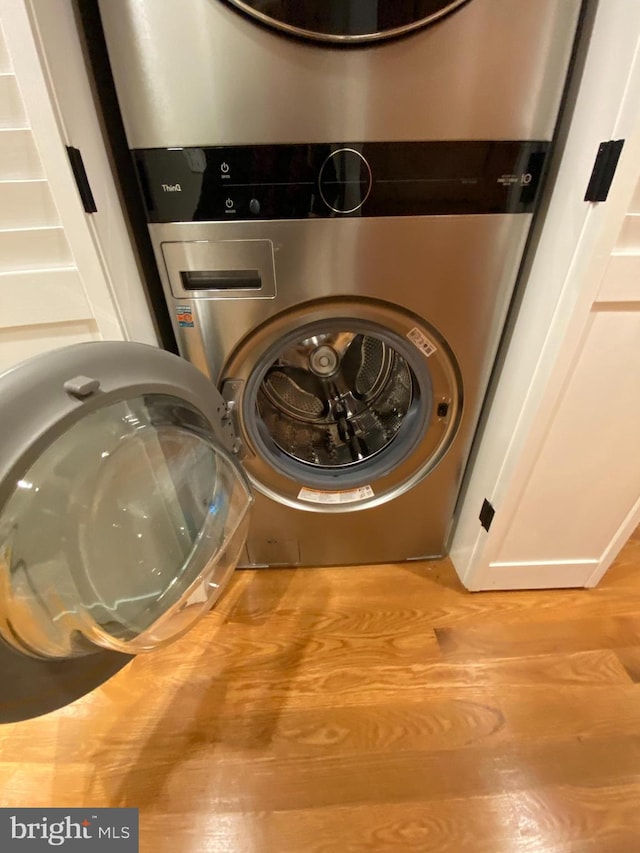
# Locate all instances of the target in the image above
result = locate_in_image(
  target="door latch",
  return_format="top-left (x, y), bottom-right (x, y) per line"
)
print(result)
top-left (221, 379), bottom-right (248, 458)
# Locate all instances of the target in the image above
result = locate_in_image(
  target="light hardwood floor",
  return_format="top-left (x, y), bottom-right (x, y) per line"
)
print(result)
top-left (2, 528), bottom-right (640, 852)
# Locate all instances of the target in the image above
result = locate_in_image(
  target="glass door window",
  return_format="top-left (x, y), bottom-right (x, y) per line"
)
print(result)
top-left (0, 343), bottom-right (252, 665)
top-left (0, 395), bottom-right (250, 660)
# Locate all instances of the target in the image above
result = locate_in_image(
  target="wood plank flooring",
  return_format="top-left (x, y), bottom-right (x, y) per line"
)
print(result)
top-left (1, 528), bottom-right (640, 852)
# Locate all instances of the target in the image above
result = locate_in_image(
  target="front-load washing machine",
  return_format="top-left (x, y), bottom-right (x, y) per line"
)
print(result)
top-left (0, 0), bottom-right (590, 721)
top-left (91, 0), bottom-right (584, 566)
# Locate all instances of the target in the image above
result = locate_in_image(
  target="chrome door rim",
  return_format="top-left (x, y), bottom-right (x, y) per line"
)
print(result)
top-left (223, 298), bottom-right (463, 512)
top-left (223, 0), bottom-right (471, 45)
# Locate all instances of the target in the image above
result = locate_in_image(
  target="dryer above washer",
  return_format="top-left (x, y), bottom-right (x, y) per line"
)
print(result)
top-left (96, 0), bottom-right (583, 147)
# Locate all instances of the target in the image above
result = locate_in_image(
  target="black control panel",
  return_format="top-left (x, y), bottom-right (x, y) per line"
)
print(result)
top-left (133, 141), bottom-right (549, 223)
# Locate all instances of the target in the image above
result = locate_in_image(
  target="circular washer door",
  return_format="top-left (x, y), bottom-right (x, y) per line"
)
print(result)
top-left (224, 0), bottom-right (471, 44)
top-left (224, 299), bottom-right (462, 511)
top-left (0, 341), bottom-right (251, 722)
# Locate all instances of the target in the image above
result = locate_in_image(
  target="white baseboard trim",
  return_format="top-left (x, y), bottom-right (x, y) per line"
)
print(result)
top-left (467, 559), bottom-right (599, 591)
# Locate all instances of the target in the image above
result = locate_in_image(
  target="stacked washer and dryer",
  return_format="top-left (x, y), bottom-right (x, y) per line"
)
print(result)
top-left (96, 0), bottom-right (584, 567)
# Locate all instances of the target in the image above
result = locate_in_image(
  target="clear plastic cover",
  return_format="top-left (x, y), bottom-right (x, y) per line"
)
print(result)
top-left (0, 395), bottom-right (251, 658)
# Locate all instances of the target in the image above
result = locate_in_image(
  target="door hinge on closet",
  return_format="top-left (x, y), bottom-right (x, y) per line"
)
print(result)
top-left (584, 139), bottom-right (625, 203)
top-left (479, 498), bottom-right (495, 532)
top-left (66, 146), bottom-right (97, 213)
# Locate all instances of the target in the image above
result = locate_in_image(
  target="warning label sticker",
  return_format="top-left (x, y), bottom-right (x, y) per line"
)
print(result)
top-left (297, 485), bottom-right (375, 504)
top-left (407, 327), bottom-right (437, 357)
top-left (176, 306), bottom-right (194, 328)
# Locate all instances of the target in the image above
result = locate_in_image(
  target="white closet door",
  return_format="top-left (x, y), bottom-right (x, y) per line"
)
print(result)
top-left (0, 2), bottom-right (127, 374)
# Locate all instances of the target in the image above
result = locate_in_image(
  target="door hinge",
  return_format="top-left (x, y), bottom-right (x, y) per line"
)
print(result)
top-left (66, 146), bottom-right (97, 213)
top-left (584, 139), bottom-right (624, 203)
top-left (479, 499), bottom-right (495, 532)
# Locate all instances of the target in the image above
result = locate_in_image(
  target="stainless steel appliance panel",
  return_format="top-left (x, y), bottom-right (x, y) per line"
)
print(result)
top-left (148, 215), bottom-right (531, 400)
top-left (245, 452), bottom-right (465, 564)
top-left (98, 0), bottom-right (581, 147)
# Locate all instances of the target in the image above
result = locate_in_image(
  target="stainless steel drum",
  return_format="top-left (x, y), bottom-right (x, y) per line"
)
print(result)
top-left (258, 331), bottom-right (414, 468)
